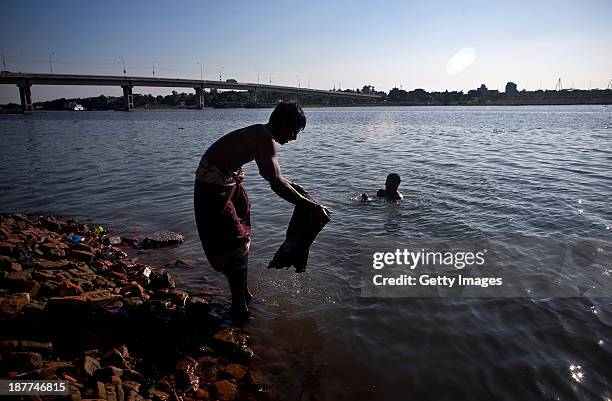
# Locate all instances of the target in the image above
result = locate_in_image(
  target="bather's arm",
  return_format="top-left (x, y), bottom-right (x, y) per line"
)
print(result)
top-left (255, 146), bottom-right (318, 208)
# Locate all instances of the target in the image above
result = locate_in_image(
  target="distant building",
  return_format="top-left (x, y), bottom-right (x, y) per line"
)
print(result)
top-left (361, 85), bottom-right (375, 94)
top-left (468, 84), bottom-right (489, 98)
top-left (476, 84), bottom-right (488, 96)
top-left (505, 82), bottom-right (518, 95)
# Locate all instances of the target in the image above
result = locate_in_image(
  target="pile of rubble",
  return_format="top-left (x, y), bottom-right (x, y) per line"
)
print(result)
top-left (0, 214), bottom-right (269, 401)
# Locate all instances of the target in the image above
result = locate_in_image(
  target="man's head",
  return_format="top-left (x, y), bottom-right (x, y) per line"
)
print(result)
top-left (385, 173), bottom-right (401, 192)
top-left (268, 101), bottom-right (306, 144)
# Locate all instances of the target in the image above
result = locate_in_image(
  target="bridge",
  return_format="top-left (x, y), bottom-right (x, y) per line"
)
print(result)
top-left (0, 71), bottom-right (382, 113)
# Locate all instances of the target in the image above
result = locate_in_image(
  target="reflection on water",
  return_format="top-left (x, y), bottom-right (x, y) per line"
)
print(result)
top-left (1, 106), bottom-right (611, 400)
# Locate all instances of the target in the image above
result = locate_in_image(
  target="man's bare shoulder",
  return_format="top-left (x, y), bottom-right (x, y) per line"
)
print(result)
top-left (206, 124), bottom-right (274, 168)
top-left (248, 124), bottom-right (275, 156)
top-left (246, 123), bottom-right (272, 137)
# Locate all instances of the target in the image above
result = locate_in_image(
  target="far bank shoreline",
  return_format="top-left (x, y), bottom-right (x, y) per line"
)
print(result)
top-left (2, 102), bottom-right (611, 115)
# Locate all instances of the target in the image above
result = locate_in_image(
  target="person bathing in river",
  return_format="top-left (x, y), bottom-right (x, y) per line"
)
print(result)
top-left (194, 102), bottom-right (328, 316)
top-left (361, 173), bottom-right (403, 201)
top-left (377, 173), bottom-right (403, 200)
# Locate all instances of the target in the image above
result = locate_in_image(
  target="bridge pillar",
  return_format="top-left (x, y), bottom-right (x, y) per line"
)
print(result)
top-left (18, 82), bottom-right (33, 114)
top-left (194, 87), bottom-right (204, 109)
top-left (121, 85), bottom-right (134, 111)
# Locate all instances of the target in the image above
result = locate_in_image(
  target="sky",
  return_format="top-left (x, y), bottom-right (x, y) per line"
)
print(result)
top-left (1, 0), bottom-right (611, 103)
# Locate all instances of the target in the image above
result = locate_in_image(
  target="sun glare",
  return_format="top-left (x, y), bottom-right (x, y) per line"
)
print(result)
top-left (446, 47), bottom-right (476, 75)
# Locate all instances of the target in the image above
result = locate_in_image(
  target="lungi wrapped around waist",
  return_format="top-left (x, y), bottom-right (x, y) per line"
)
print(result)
top-left (194, 156), bottom-right (251, 273)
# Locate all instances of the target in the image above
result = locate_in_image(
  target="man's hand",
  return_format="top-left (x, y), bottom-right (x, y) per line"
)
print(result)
top-left (319, 203), bottom-right (331, 217)
top-left (266, 174), bottom-right (315, 207)
top-left (290, 182), bottom-right (331, 214)
top-left (290, 182), bottom-right (308, 196)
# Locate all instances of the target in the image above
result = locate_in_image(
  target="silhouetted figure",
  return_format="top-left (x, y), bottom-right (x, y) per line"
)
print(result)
top-left (194, 102), bottom-right (328, 317)
top-left (376, 173), bottom-right (403, 201)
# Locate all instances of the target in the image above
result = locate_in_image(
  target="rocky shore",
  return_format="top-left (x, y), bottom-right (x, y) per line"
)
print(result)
top-left (0, 214), bottom-right (269, 401)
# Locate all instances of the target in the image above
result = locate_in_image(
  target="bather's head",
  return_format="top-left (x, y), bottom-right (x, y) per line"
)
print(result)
top-left (268, 101), bottom-right (306, 145)
top-left (385, 173), bottom-right (401, 192)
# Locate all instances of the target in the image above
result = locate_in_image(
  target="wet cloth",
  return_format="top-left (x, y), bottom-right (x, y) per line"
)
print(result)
top-left (268, 190), bottom-right (331, 273)
top-left (194, 155), bottom-right (251, 274)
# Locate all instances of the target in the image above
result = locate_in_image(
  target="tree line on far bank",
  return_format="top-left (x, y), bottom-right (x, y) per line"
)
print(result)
top-left (2, 87), bottom-right (378, 112)
top-left (1, 84), bottom-right (611, 112)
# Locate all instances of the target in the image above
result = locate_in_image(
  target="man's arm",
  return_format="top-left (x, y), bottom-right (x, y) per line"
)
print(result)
top-left (255, 139), bottom-right (317, 208)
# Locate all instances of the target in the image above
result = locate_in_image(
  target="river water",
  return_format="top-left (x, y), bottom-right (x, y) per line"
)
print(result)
top-left (1, 106), bottom-right (611, 400)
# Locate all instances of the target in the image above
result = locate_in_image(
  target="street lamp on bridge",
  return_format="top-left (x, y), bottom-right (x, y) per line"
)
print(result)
top-left (219, 66), bottom-right (224, 82)
top-left (153, 61), bottom-right (157, 76)
top-left (49, 52), bottom-right (55, 73)
top-left (118, 56), bottom-right (126, 77)
top-left (196, 62), bottom-right (203, 80)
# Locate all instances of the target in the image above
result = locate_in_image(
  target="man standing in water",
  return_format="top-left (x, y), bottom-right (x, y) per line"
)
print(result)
top-left (194, 102), bottom-right (325, 316)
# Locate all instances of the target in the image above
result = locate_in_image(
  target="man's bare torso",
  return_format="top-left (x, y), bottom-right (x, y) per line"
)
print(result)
top-left (204, 124), bottom-right (275, 173)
